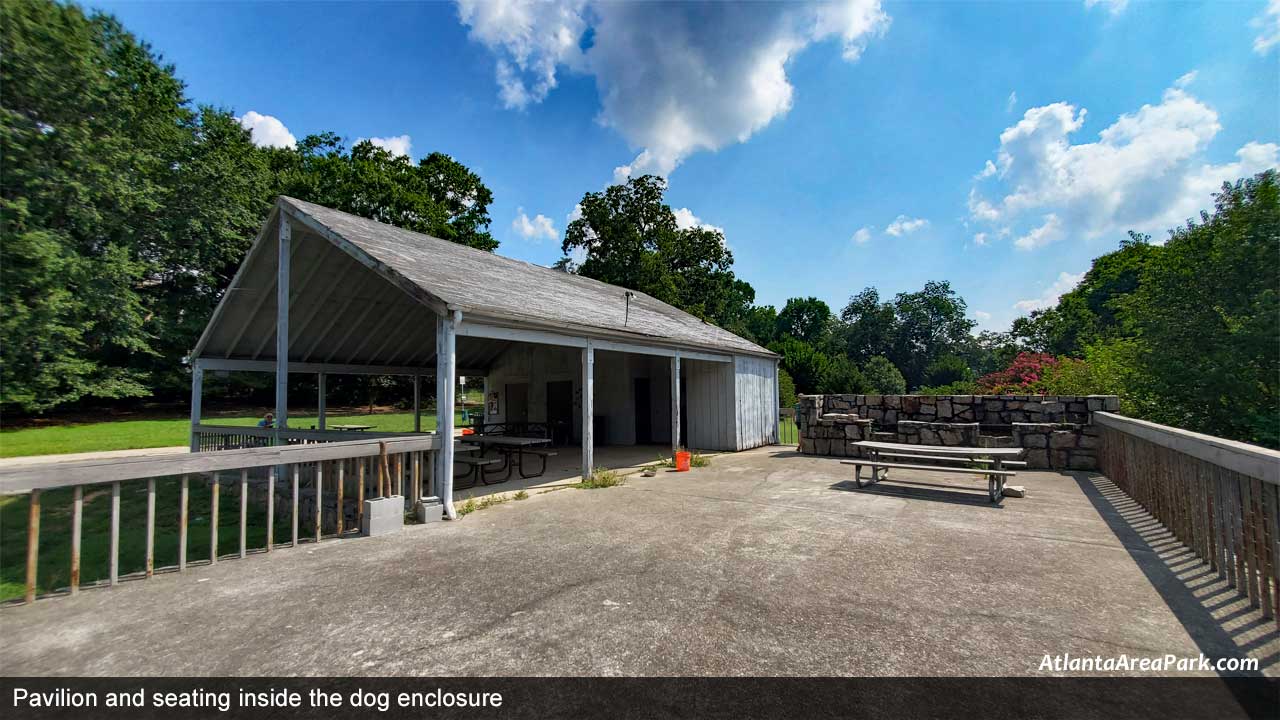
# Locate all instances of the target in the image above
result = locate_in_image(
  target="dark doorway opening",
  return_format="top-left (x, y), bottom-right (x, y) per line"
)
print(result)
top-left (634, 378), bottom-right (652, 445)
top-left (679, 377), bottom-right (688, 447)
top-left (546, 380), bottom-right (573, 445)
top-left (505, 383), bottom-right (529, 425)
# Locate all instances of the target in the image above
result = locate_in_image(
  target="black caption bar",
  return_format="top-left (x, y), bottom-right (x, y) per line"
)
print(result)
top-left (2, 677), bottom-right (1276, 719)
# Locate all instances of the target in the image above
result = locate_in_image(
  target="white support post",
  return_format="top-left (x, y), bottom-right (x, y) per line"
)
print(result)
top-left (317, 373), bottom-right (326, 431)
top-left (437, 311), bottom-right (459, 519)
top-left (413, 374), bottom-right (421, 433)
top-left (582, 340), bottom-right (594, 480)
top-left (275, 215), bottom-right (292, 440)
top-left (189, 363), bottom-right (203, 452)
top-left (671, 352), bottom-right (680, 458)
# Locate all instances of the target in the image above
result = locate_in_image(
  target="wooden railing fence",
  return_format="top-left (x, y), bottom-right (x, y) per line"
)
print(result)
top-left (1095, 412), bottom-right (1279, 628)
top-left (2, 434), bottom-right (442, 604)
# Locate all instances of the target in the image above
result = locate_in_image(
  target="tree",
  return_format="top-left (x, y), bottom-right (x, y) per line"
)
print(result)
top-left (1, 0), bottom-right (189, 410)
top-left (770, 337), bottom-right (829, 395)
top-left (273, 135), bottom-right (497, 251)
top-left (922, 354), bottom-right (973, 388)
top-left (561, 175), bottom-right (754, 330)
top-left (889, 281), bottom-right (976, 388)
top-left (1123, 171), bottom-right (1279, 446)
top-left (839, 288), bottom-right (897, 364)
top-left (863, 356), bottom-right (906, 395)
top-left (819, 355), bottom-right (868, 395)
top-left (741, 305), bottom-right (779, 347)
top-left (776, 297), bottom-right (833, 346)
top-left (777, 368), bottom-right (797, 408)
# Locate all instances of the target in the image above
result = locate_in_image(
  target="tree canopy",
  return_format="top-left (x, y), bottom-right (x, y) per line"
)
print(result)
top-left (561, 175), bottom-right (755, 331)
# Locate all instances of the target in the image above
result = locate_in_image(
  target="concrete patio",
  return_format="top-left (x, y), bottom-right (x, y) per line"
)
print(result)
top-left (2, 446), bottom-right (1275, 682)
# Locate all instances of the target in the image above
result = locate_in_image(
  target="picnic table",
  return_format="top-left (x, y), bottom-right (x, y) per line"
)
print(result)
top-left (846, 440), bottom-right (1026, 504)
top-left (329, 423), bottom-right (374, 432)
top-left (459, 434), bottom-right (556, 484)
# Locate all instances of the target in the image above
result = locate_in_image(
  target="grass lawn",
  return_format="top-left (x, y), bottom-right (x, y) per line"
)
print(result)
top-left (0, 410), bottom-right (473, 459)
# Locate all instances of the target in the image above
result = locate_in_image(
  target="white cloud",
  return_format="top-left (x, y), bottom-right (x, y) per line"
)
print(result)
top-left (1174, 70), bottom-right (1198, 88)
top-left (968, 82), bottom-right (1278, 248)
top-left (1006, 91), bottom-right (1018, 113)
top-left (458, 1), bottom-right (890, 178)
top-left (1014, 271), bottom-right (1086, 314)
top-left (1014, 214), bottom-right (1063, 250)
top-left (972, 232), bottom-right (988, 246)
top-left (237, 111), bottom-right (296, 149)
top-left (363, 134), bottom-right (413, 158)
top-left (672, 207), bottom-right (724, 235)
top-left (1084, 0), bottom-right (1128, 15)
top-left (512, 207), bottom-right (557, 242)
top-left (884, 215), bottom-right (929, 237)
top-left (852, 226), bottom-right (872, 245)
top-left (566, 203), bottom-right (583, 224)
top-left (1254, 0), bottom-right (1280, 54)
top-left (973, 310), bottom-right (992, 322)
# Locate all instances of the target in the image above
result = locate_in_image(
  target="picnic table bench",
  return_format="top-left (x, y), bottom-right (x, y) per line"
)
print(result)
top-left (460, 434), bottom-right (556, 483)
top-left (844, 440), bottom-right (1026, 504)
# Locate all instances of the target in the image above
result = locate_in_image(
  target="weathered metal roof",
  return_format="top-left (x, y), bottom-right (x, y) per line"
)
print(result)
top-left (279, 196), bottom-right (774, 357)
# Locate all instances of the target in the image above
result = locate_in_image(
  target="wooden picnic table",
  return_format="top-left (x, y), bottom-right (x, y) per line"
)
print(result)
top-left (329, 423), bottom-right (374, 431)
top-left (847, 440), bottom-right (1026, 504)
top-left (460, 434), bottom-right (556, 482)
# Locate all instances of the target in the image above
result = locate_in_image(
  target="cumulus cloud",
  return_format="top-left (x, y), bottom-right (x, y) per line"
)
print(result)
top-left (884, 215), bottom-right (929, 237)
top-left (973, 310), bottom-right (992, 322)
top-left (852, 226), bottom-right (873, 244)
top-left (1014, 271), bottom-right (1086, 314)
top-left (363, 134), bottom-right (413, 158)
top-left (1254, 0), bottom-right (1280, 54)
top-left (512, 207), bottom-right (557, 242)
top-left (967, 82), bottom-right (1278, 248)
top-left (458, 0), bottom-right (890, 178)
top-left (672, 207), bottom-right (724, 235)
top-left (237, 111), bottom-right (296, 148)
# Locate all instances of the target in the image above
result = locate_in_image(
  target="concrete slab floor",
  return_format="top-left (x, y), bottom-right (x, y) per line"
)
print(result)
top-left (1, 446), bottom-right (1275, 684)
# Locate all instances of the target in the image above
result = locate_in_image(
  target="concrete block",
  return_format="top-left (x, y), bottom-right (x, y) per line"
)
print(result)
top-left (363, 496), bottom-right (405, 537)
top-left (416, 496), bottom-right (443, 524)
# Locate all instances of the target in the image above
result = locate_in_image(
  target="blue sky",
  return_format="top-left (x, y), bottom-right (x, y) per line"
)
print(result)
top-left (97, 0), bottom-right (1278, 333)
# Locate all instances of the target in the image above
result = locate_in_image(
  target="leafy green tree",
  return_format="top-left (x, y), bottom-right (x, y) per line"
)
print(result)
top-left (922, 354), bottom-right (973, 387)
top-left (863, 356), bottom-right (907, 395)
top-left (1011, 234), bottom-right (1158, 355)
top-left (562, 175), bottom-right (754, 329)
top-left (273, 135), bottom-right (497, 251)
top-left (888, 281), bottom-right (975, 388)
top-left (839, 288), bottom-right (897, 364)
top-left (1, 0), bottom-right (188, 410)
top-left (1123, 172), bottom-right (1279, 446)
top-left (769, 337), bottom-right (829, 395)
top-left (777, 368), bottom-right (797, 408)
top-left (741, 305), bottom-right (779, 346)
top-left (776, 297), bottom-right (833, 346)
top-left (819, 355), bottom-right (868, 395)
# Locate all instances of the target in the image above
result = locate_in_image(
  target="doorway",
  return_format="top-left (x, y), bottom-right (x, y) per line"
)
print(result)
top-left (505, 383), bottom-right (529, 425)
top-left (634, 378), bottom-right (652, 444)
top-left (546, 380), bottom-right (573, 445)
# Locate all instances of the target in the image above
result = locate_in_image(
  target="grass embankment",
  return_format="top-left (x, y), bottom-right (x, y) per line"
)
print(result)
top-left (0, 410), bottom-right (470, 459)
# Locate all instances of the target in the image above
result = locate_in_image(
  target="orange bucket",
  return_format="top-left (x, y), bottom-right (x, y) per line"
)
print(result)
top-left (675, 451), bottom-right (691, 472)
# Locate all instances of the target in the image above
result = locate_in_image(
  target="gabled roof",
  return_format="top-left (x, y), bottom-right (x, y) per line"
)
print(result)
top-left (277, 196), bottom-right (773, 357)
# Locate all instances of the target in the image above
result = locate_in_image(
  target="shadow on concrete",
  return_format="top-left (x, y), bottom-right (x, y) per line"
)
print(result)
top-left (829, 479), bottom-right (1000, 508)
top-left (1072, 472), bottom-right (1277, 714)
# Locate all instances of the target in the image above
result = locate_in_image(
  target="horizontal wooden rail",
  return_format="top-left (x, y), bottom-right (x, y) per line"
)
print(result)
top-left (1096, 413), bottom-right (1279, 629)
top-left (0, 434), bottom-right (442, 495)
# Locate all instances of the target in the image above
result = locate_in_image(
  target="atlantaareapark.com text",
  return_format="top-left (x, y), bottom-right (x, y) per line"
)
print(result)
top-left (1039, 653), bottom-right (1259, 673)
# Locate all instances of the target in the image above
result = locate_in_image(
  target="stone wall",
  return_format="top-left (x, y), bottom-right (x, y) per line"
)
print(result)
top-left (796, 394), bottom-right (1119, 470)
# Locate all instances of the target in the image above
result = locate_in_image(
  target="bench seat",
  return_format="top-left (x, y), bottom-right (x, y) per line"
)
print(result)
top-left (840, 460), bottom-right (1018, 476)
top-left (871, 451), bottom-right (1028, 467)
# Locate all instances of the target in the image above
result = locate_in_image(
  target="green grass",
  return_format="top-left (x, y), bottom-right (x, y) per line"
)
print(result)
top-left (0, 473), bottom-right (295, 602)
top-left (575, 467), bottom-right (623, 489)
top-left (0, 410), bottom-right (471, 459)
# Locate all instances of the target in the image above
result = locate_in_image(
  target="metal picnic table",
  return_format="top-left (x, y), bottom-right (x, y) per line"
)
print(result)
top-left (328, 423), bottom-right (374, 431)
top-left (460, 434), bottom-right (555, 483)
top-left (848, 440), bottom-right (1026, 504)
